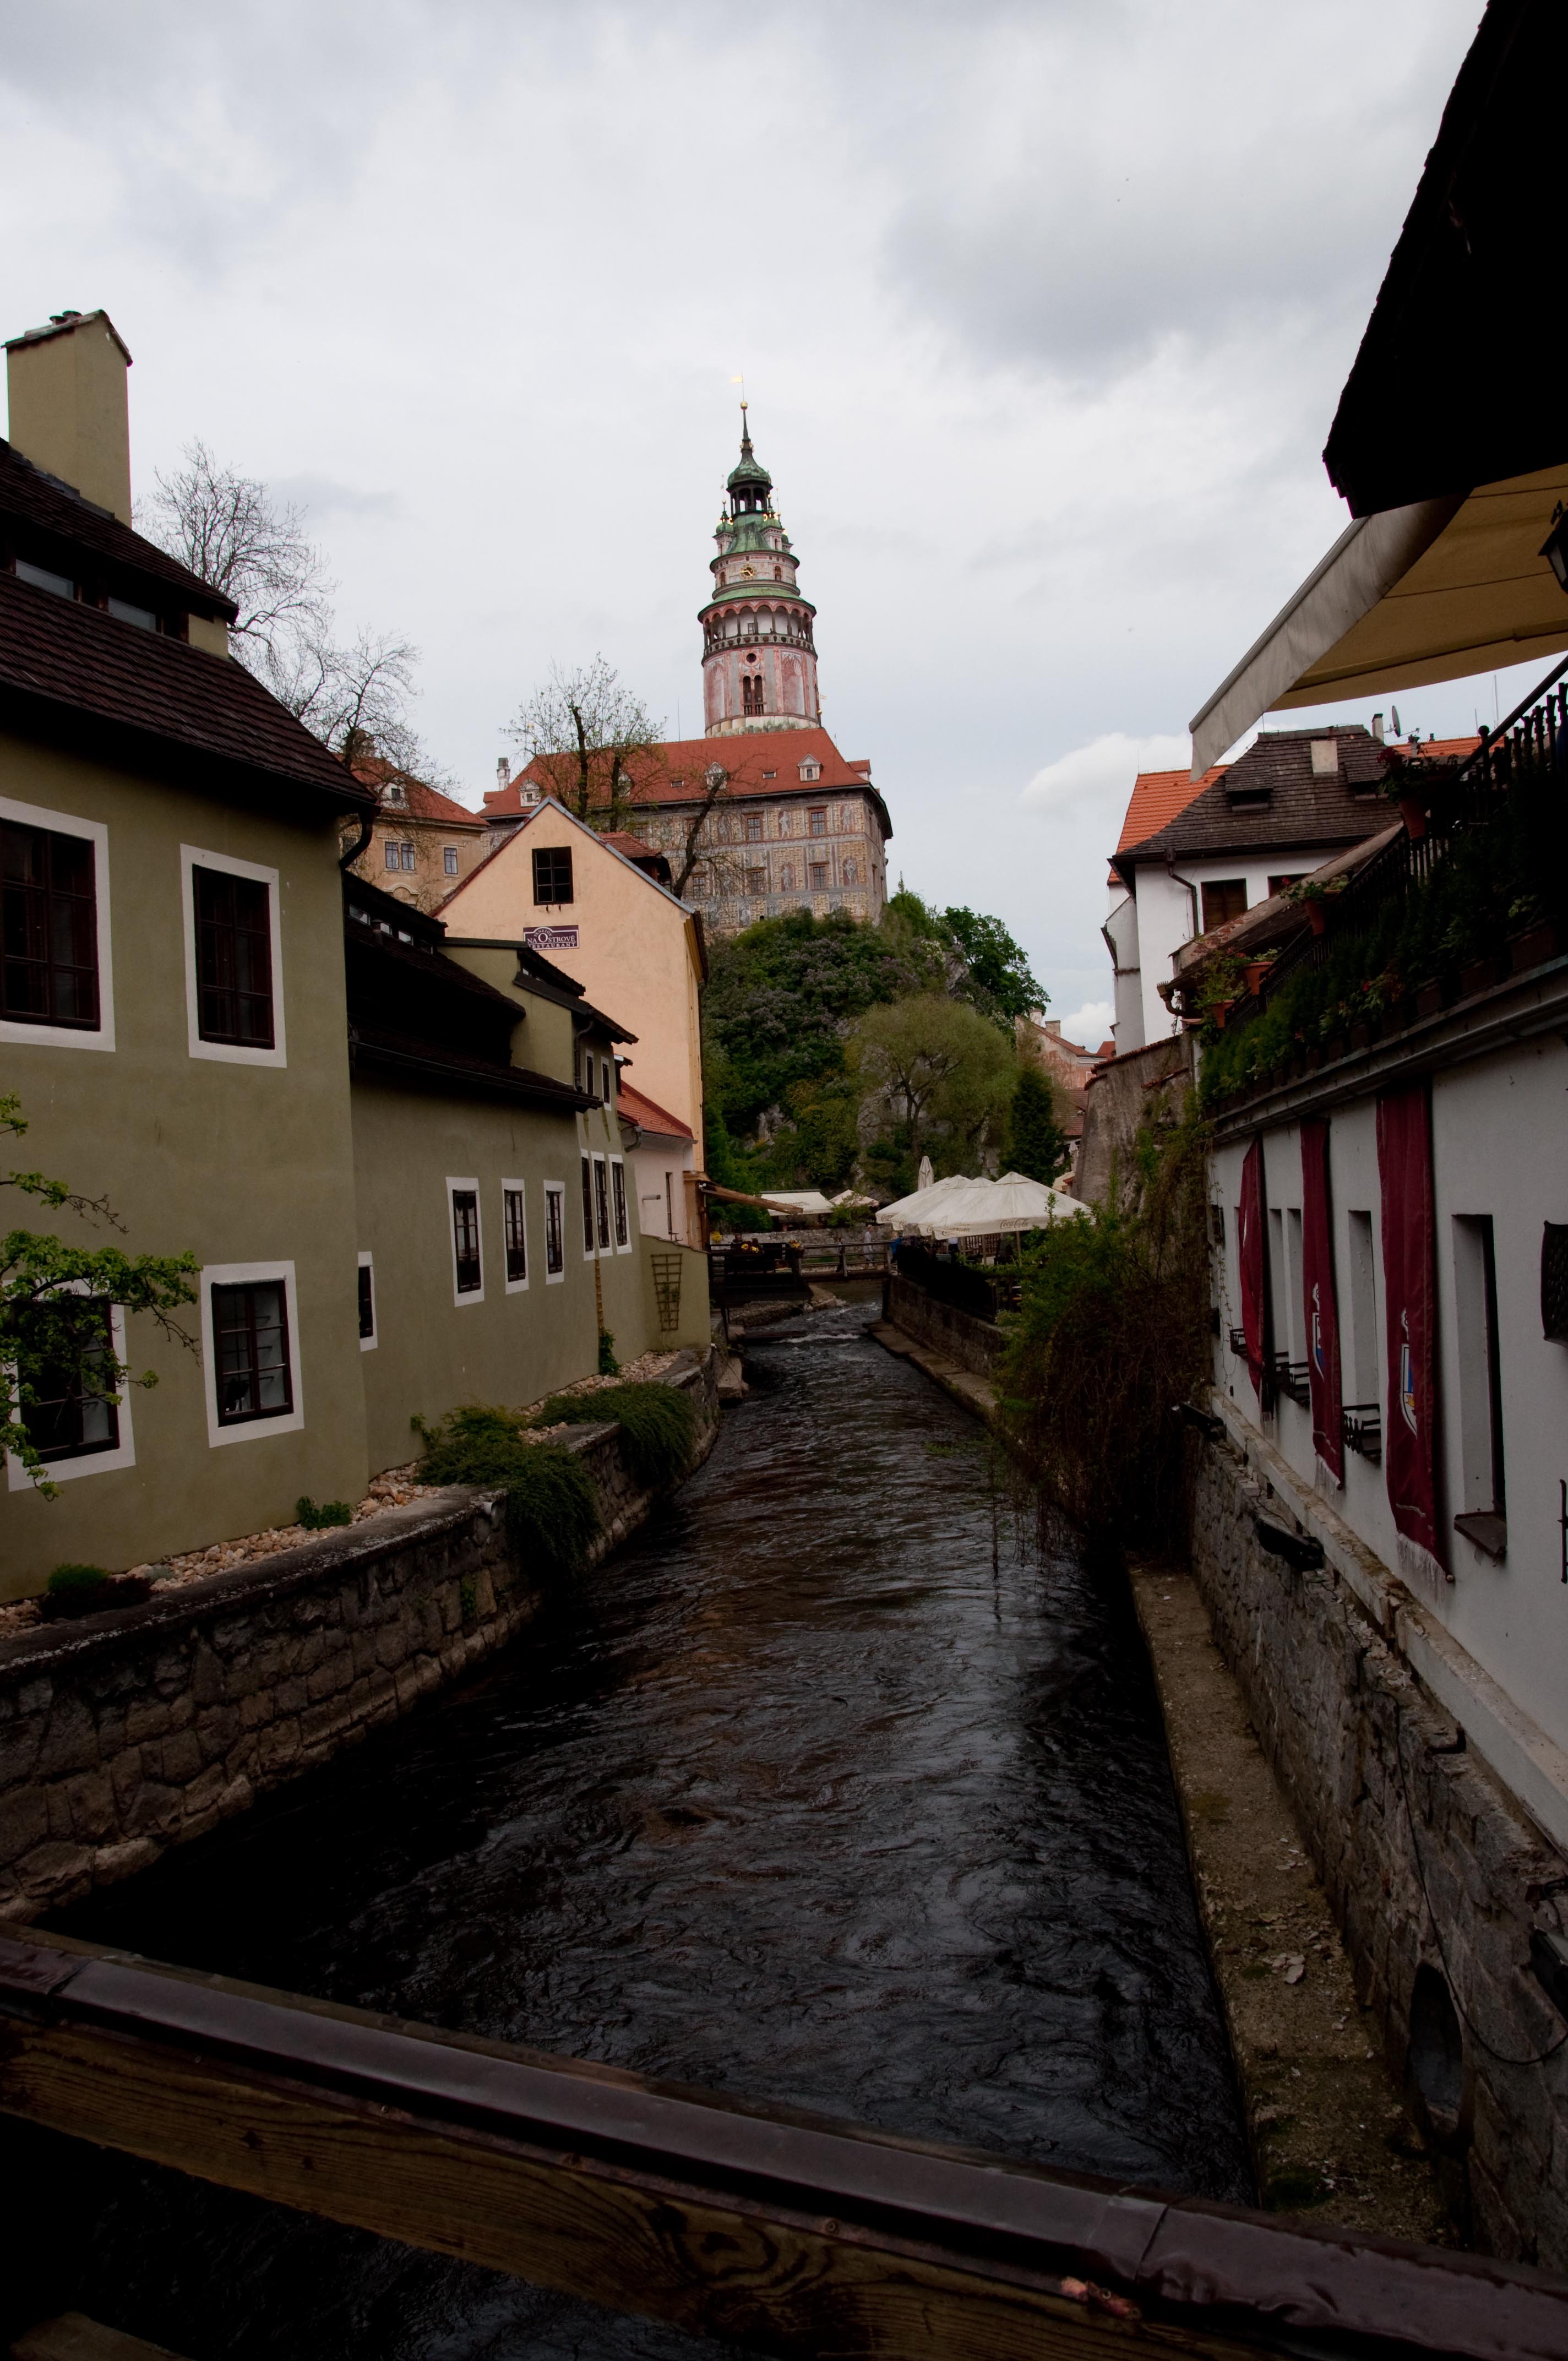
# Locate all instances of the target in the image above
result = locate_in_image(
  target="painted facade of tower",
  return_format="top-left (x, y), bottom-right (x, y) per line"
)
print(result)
top-left (700, 409), bottom-right (820, 736)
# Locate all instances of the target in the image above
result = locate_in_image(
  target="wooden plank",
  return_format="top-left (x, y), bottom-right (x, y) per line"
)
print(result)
top-left (10, 2317), bottom-right (190, 2361)
top-left (0, 2015), bottom-right (1254, 2361)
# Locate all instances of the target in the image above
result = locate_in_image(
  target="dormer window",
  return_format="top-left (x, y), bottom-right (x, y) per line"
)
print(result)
top-left (1226, 786), bottom-right (1272, 812)
top-left (384, 782), bottom-right (405, 806)
top-left (798, 760), bottom-right (821, 782)
top-left (16, 559), bottom-right (74, 600)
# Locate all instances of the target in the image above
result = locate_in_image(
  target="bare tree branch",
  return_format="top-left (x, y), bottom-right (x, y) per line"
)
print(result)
top-left (507, 656), bottom-right (663, 824)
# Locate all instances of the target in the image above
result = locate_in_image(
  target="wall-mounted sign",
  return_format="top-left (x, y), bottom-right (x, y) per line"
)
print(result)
top-left (525, 925), bottom-right (580, 951)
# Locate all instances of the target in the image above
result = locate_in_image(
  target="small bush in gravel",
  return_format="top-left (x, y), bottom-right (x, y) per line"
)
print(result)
top-left (414, 1406), bottom-right (601, 1577)
top-left (530, 1381), bottom-right (695, 1492)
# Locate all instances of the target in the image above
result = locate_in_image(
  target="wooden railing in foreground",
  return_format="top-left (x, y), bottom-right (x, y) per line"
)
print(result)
top-left (3, 1929), bottom-right (1567, 2361)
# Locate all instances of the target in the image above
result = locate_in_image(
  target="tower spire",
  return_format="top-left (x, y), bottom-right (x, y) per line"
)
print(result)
top-left (700, 413), bottom-right (820, 736)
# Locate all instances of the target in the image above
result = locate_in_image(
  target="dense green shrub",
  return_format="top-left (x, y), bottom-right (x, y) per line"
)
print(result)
top-left (415, 1405), bottom-right (601, 1576)
top-left (998, 1106), bottom-right (1210, 1551)
top-left (41, 1562), bottom-right (153, 1620)
top-left (531, 1380), bottom-right (696, 1492)
top-left (296, 1495), bottom-right (353, 1530)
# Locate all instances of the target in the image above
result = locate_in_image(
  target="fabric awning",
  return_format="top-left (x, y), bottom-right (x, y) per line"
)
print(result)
top-left (1189, 464), bottom-right (1568, 774)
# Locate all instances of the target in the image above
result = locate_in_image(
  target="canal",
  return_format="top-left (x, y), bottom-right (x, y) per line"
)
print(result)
top-left (33, 1297), bottom-right (1250, 2357)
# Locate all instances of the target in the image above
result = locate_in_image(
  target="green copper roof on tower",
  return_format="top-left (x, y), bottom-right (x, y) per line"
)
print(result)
top-left (726, 401), bottom-right (772, 493)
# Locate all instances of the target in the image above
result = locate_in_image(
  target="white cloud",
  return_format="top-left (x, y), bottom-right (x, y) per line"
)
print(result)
top-left (1052, 1001), bottom-right (1114, 1052)
top-left (1020, 730), bottom-right (1190, 817)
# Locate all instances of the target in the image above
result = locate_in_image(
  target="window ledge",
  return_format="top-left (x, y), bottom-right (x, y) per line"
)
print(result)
top-left (1453, 1511), bottom-right (1507, 1561)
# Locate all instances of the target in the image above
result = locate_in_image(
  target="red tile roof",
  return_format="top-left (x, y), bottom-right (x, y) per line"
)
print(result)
top-left (617, 1079), bottom-right (692, 1140)
top-left (0, 567), bottom-right (373, 809)
top-left (600, 830), bottom-right (662, 862)
top-left (1114, 764), bottom-right (1227, 855)
top-left (352, 758), bottom-right (484, 828)
top-left (489, 728), bottom-right (885, 822)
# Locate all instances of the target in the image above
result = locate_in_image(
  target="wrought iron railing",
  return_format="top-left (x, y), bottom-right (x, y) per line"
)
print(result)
top-left (1219, 657), bottom-right (1568, 1043)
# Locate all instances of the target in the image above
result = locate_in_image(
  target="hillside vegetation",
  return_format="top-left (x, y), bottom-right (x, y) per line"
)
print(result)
top-left (702, 893), bottom-right (1067, 1210)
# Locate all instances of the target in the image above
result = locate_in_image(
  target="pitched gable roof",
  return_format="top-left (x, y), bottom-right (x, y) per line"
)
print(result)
top-left (0, 567), bottom-right (373, 810)
top-left (616, 1079), bottom-right (693, 1140)
top-left (446, 794), bottom-right (698, 922)
top-left (0, 435), bottom-right (234, 618)
top-left (489, 728), bottom-right (892, 839)
top-left (1115, 764), bottom-right (1227, 855)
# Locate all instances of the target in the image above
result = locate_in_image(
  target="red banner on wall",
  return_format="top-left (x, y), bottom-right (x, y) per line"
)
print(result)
top-left (1300, 1119), bottom-right (1343, 1486)
top-left (1238, 1137), bottom-right (1266, 1397)
top-left (1376, 1084), bottom-right (1446, 1585)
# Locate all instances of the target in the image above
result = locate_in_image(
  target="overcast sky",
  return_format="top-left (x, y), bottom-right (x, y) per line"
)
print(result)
top-left (3, 1), bottom-right (1512, 1043)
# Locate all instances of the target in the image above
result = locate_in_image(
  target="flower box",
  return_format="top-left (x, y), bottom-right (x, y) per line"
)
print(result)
top-left (1398, 797), bottom-right (1427, 841)
top-left (1508, 921), bottom-right (1559, 975)
top-left (1350, 1019), bottom-right (1372, 1051)
top-left (1460, 954), bottom-right (1502, 998)
top-left (1306, 901), bottom-right (1329, 937)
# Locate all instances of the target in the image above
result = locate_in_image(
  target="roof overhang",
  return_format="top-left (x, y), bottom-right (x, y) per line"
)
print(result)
top-left (1189, 463), bottom-right (1568, 774)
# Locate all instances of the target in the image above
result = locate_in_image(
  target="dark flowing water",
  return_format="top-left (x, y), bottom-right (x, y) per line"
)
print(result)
top-left (37, 1299), bottom-right (1249, 2357)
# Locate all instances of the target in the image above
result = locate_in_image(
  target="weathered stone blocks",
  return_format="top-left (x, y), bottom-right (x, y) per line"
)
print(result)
top-left (0, 1350), bottom-right (717, 1933)
top-left (1191, 1435), bottom-right (1568, 2268)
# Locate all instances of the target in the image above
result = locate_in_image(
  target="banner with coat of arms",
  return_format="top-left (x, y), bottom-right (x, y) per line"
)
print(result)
top-left (1376, 1083), bottom-right (1446, 1587)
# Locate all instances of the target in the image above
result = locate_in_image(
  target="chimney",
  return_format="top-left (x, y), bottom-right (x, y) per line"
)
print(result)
top-left (1371, 711), bottom-right (1385, 742)
top-left (497, 757), bottom-right (510, 791)
top-left (4, 309), bottom-right (133, 522)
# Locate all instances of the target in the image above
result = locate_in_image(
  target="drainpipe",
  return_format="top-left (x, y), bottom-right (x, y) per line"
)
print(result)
top-left (1163, 855), bottom-right (1203, 1037)
top-left (338, 807), bottom-right (376, 871)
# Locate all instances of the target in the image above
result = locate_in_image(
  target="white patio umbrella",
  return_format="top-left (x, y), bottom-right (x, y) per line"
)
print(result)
top-left (874, 1171), bottom-right (974, 1228)
top-left (914, 1172), bottom-right (1088, 1238)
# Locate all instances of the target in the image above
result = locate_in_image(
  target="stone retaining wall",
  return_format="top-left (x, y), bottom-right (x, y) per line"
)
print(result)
top-left (1191, 1433), bottom-right (1568, 2267)
top-left (885, 1276), bottom-right (1005, 1378)
top-left (0, 1352), bottom-right (719, 1924)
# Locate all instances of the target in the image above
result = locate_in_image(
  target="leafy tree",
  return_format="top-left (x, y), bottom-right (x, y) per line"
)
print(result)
top-left (1006, 1064), bottom-right (1071, 1185)
top-left (2, 1097), bottom-right (197, 1497)
top-left (943, 906), bottom-right (1046, 1027)
top-left (850, 994), bottom-right (1014, 1171)
top-left (507, 655), bottom-right (662, 825)
top-left (703, 907), bottom-right (924, 1138)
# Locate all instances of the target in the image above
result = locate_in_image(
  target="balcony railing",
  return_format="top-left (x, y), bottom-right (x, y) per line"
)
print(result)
top-left (1342, 1401), bottom-right (1382, 1463)
top-left (1213, 657), bottom-right (1568, 1069)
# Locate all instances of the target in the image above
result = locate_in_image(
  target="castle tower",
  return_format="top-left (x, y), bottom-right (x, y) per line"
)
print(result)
top-left (700, 406), bottom-right (820, 735)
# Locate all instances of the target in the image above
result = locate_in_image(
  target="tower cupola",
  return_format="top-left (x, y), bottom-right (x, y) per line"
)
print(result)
top-left (700, 404), bottom-right (821, 736)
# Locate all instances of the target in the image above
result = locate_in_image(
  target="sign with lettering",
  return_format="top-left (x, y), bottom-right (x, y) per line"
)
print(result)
top-left (525, 926), bottom-right (580, 951)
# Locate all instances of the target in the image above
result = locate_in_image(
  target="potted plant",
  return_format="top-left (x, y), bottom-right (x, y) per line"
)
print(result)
top-left (1243, 949), bottom-right (1279, 994)
top-left (1286, 874), bottom-right (1348, 934)
top-left (1376, 743), bottom-right (1463, 842)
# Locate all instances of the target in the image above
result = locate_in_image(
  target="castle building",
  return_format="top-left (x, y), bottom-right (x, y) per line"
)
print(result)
top-left (482, 409), bottom-right (891, 937)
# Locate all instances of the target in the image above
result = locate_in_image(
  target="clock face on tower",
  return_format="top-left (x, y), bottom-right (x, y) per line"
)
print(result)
top-left (742, 563), bottom-right (755, 578)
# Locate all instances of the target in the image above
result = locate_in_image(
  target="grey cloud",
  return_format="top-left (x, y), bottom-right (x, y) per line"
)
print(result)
top-left (271, 475), bottom-right (402, 524)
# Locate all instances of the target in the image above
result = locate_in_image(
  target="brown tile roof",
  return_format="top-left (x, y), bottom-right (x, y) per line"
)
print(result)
top-left (1114, 726), bottom-right (1479, 872)
top-left (0, 567), bottom-right (372, 809)
top-left (617, 1079), bottom-right (692, 1140)
top-left (489, 728), bottom-right (891, 835)
top-left (0, 436), bottom-right (233, 617)
top-left (600, 830), bottom-right (660, 861)
top-left (1114, 764), bottom-right (1227, 854)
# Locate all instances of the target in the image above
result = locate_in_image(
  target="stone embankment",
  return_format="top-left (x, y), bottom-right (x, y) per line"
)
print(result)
top-left (1189, 1410), bottom-right (1568, 2270)
top-left (884, 1274), bottom-right (1005, 1380)
top-left (0, 1351), bottom-right (719, 1924)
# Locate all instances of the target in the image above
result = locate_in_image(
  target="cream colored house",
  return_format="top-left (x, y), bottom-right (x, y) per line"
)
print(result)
top-left (440, 799), bottom-right (707, 1237)
top-left (1, 312), bottom-right (708, 1598)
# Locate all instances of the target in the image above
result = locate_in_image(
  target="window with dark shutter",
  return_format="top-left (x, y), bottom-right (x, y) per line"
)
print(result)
top-left (211, 1280), bottom-right (293, 1426)
top-left (545, 1184), bottom-right (565, 1275)
top-left (594, 1157), bottom-right (612, 1252)
top-left (533, 846), bottom-right (574, 905)
top-left (1, 819), bottom-right (99, 1029)
top-left (1200, 878), bottom-right (1248, 932)
top-left (504, 1187), bottom-right (527, 1283)
top-left (15, 1298), bottom-right (118, 1461)
top-left (451, 1190), bottom-right (481, 1292)
top-left (357, 1263), bottom-right (375, 1340)
top-left (612, 1161), bottom-right (629, 1248)
top-left (581, 1156), bottom-right (595, 1253)
top-left (194, 867), bottom-right (274, 1047)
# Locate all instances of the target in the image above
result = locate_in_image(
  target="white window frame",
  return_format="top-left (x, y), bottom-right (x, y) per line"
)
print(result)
top-left (592, 1151), bottom-right (612, 1254)
top-left (502, 1178), bottom-right (529, 1294)
top-left (610, 1155), bottom-right (633, 1253)
top-left (180, 844), bottom-right (287, 1069)
top-left (447, 1176), bottom-right (484, 1306)
top-left (6, 1295), bottom-right (137, 1489)
top-left (0, 795), bottom-right (116, 1053)
top-left (543, 1181), bottom-right (567, 1283)
top-left (581, 1154), bottom-right (598, 1261)
top-left (200, 1259), bottom-right (304, 1449)
top-left (357, 1249), bottom-right (377, 1352)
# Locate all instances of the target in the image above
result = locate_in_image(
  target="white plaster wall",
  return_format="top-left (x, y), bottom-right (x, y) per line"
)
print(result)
top-left (1104, 893), bottom-right (1143, 1051)
top-left (1208, 1037), bottom-right (1568, 1760)
top-left (1132, 846), bottom-right (1354, 1049)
